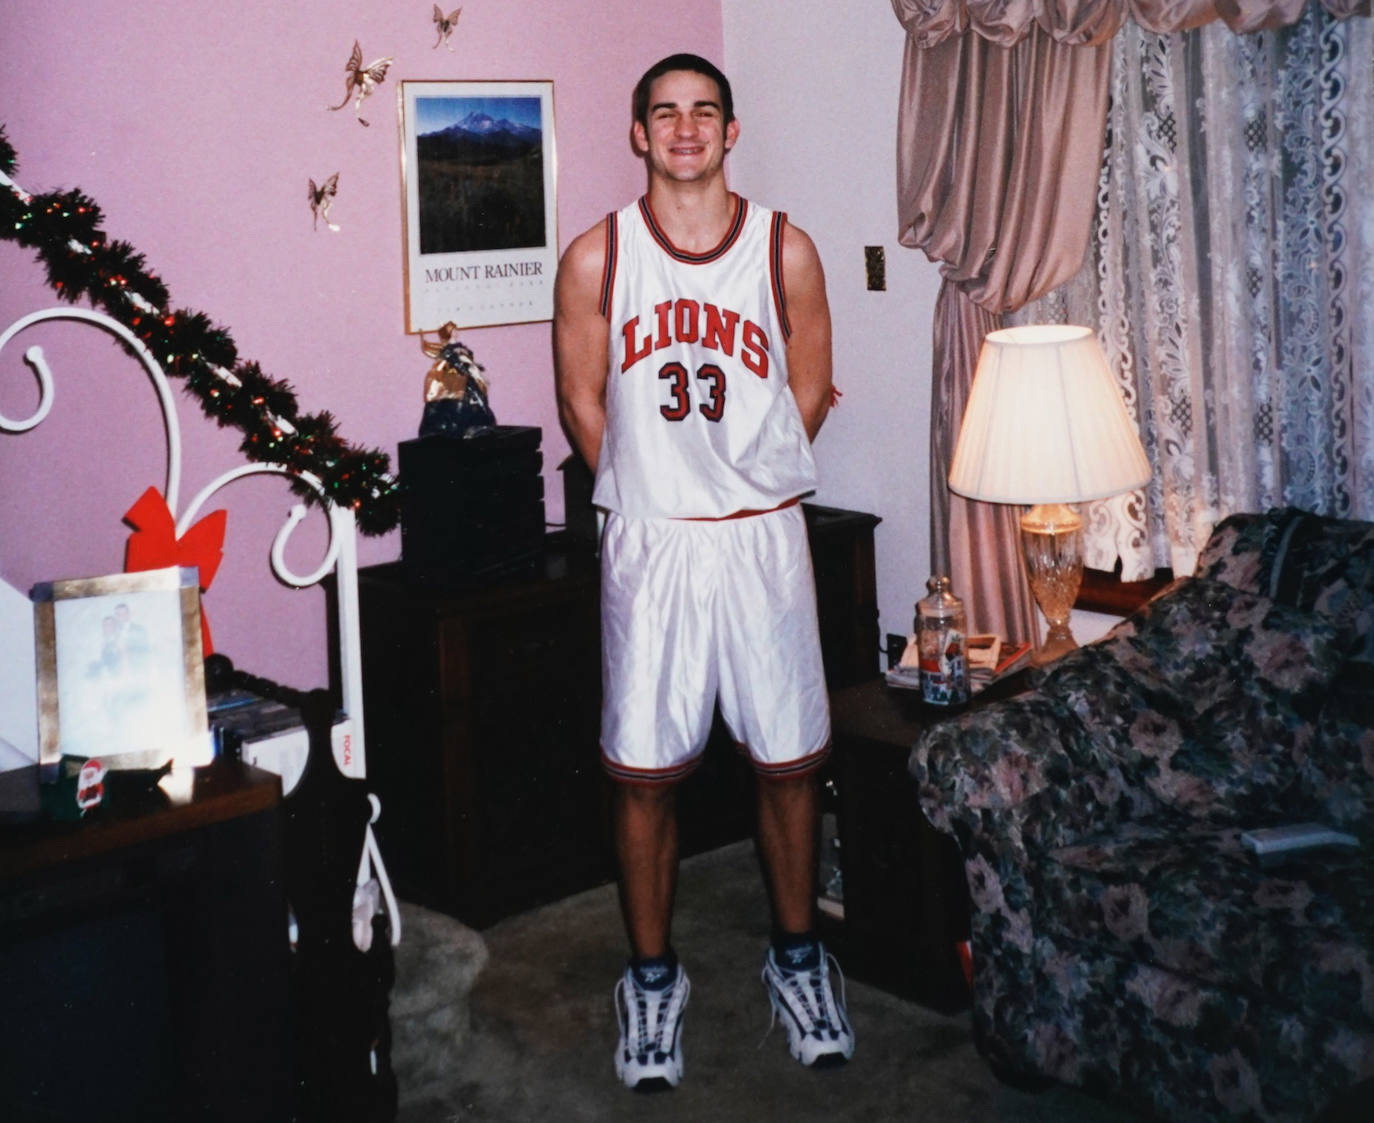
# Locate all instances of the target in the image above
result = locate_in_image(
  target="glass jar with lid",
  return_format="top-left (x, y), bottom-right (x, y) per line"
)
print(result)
top-left (916, 575), bottom-right (970, 707)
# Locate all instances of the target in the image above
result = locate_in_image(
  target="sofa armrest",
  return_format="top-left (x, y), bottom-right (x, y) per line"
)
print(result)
top-left (909, 692), bottom-right (1162, 972)
top-left (910, 691), bottom-right (1157, 859)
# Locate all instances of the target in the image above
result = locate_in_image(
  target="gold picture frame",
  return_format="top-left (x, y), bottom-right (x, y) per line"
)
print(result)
top-left (398, 79), bottom-right (558, 333)
top-left (32, 566), bottom-right (209, 773)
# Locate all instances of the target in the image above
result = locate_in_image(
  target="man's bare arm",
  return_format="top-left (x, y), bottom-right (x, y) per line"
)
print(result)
top-left (554, 221), bottom-right (612, 473)
top-left (780, 222), bottom-right (833, 443)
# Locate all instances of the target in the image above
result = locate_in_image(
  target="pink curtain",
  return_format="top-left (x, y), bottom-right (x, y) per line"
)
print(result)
top-left (893, 7), bottom-right (1115, 644)
top-left (891, 0), bottom-right (1369, 646)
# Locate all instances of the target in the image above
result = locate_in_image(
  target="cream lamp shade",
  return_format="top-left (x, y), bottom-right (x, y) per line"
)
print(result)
top-left (948, 324), bottom-right (1151, 665)
top-left (948, 324), bottom-right (1151, 505)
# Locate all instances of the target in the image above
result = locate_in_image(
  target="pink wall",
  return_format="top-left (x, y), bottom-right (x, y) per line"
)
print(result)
top-left (0, 1), bottom-right (723, 690)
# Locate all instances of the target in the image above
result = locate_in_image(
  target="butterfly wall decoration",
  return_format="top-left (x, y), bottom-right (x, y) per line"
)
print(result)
top-left (433, 6), bottom-right (462, 51)
top-left (327, 40), bottom-right (394, 127)
top-left (309, 173), bottom-right (340, 232)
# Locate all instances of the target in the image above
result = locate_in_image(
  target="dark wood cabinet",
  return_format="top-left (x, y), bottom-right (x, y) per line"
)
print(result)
top-left (357, 504), bottom-right (883, 929)
top-left (804, 504), bottom-right (882, 690)
top-left (357, 546), bottom-right (608, 928)
top-left (0, 762), bottom-right (291, 1122)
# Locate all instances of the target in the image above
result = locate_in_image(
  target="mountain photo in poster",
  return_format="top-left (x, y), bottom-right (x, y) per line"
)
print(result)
top-left (400, 80), bottom-right (558, 332)
top-left (414, 94), bottom-right (546, 255)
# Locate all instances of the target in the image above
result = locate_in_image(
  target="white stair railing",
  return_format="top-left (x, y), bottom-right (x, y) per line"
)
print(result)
top-left (1, 303), bottom-right (399, 946)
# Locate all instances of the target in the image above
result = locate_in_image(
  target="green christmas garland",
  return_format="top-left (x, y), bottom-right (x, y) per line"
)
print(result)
top-left (0, 126), bottom-right (400, 535)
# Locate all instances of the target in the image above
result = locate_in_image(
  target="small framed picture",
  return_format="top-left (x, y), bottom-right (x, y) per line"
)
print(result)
top-left (399, 79), bottom-right (558, 333)
top-left (31, 566), bottom-right (209, 773)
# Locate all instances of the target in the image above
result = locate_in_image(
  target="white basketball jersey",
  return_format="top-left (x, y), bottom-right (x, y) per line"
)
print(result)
top-left (591, 195), bottom-right (818, 519)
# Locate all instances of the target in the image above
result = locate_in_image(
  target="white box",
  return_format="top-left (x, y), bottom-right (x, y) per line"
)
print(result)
top-left (238, 715), bottom-right (361, 794)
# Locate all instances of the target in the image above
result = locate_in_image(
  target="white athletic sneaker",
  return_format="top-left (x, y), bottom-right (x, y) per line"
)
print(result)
top-left (761, 945), bottom-right (855, 1067)
top-left (613, 963), bottom-right (691, 1091)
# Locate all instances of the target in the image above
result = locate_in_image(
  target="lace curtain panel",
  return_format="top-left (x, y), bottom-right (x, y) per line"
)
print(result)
top-left (1019, 5), bottom-right (1374, 578)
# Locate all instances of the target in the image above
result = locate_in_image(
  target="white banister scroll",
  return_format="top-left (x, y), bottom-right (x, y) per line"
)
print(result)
top-left (1, 304), bottom-right (400, 947)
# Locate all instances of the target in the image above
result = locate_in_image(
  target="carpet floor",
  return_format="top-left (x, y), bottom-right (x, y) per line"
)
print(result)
top-left (396, 840), bottom-right (1148, 1123)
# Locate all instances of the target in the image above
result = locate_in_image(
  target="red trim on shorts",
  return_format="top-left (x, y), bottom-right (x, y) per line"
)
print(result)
top-left (751, 741), bottom-right (831, 779)
top-left (730, 738), bottom-right (832, 778)
top-left (601, 747), bottom-right (705, 786)
top-left (677, 495), bottom-right (802, 523)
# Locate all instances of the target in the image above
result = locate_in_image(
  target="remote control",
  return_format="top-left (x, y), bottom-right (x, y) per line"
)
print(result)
top-left (1240, 823), bottom-right (1358, 855)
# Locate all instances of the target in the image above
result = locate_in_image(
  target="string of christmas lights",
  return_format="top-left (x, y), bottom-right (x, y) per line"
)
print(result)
top-left (0, 126), bottom-right (400, 535)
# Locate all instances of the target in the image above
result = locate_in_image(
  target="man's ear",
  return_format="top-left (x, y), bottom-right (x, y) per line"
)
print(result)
top-left (631, 120), bottom-right (649, 156)
top-left (724, 117), bottom-right (740, 152)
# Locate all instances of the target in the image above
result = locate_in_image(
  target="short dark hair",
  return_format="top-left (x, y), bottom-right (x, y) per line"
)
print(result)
top-left (632, 54), bottom-right (734, 128)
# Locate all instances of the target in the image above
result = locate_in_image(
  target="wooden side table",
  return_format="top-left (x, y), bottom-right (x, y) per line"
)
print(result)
top-left (0, 760), bottom-right (291, 1121)
top-left (822, 671), bottom-right (1030, 1013)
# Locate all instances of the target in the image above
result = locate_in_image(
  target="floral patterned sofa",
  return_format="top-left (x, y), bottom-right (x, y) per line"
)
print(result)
top-left (911, 509), bottom-right (1374, 1122)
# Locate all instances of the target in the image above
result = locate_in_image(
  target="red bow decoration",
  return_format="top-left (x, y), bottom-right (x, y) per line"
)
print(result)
top-left (123, 486), bottom-right (228, 656)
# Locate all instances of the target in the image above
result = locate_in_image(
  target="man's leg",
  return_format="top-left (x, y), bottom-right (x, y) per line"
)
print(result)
top-left (755, 771), bottom-right (818, 937)
top-left (614, 780), bottom-right (679, 957)
top-left (715, 506), bottom-right (854, 1066)
top-left (756, 766), bottom-right (854, 1067)
top-left (600, 513), bottom-right (708, 1091)
top-left (756, 766), bottom-right (854, 1068)
top-left (610, 779), bottom-right (692, 1092)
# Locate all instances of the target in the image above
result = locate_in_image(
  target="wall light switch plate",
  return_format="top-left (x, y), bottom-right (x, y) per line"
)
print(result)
top-left (865, 246), bottom-right (886, 291)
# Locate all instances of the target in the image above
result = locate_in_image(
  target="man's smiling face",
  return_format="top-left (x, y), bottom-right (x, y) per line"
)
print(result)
top-left (634, 69), bottom-right (739, 185)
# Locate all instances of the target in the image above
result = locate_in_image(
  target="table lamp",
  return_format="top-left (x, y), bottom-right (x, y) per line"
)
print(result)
top-left (947, 325), bottom-right (1151, 665)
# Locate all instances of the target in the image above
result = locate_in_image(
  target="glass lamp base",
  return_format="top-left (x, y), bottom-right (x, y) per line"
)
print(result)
top-left (1031, 623), bottom-right (1080, 667)
top-left (1020, 503), bottom-right (1084, 667)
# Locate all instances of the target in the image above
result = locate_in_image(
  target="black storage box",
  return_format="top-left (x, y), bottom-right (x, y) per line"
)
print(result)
top-left (399, 426), bottom-right (546, 583)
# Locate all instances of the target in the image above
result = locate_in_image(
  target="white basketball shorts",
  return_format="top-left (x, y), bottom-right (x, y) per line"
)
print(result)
top-left (599, 502), bottom-right (831, 784)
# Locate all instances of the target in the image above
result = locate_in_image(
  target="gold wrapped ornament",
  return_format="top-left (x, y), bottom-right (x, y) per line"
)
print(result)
top-left (418, 322), bottom-right (495, 439)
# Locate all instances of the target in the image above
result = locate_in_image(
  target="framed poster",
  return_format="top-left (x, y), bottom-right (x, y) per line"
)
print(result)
top-left (32, 566), bottom-right (209, 772)
top-left (399, 79), bottom-right (558, 333)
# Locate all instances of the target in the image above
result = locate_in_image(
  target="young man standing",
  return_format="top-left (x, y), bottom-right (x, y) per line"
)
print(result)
top-left (553, 53), bottom-right (853, 1091)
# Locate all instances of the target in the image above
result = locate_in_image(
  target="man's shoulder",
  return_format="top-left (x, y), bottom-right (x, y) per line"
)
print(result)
top-left (777, 217), bottom-right (820, 268)
top-left (570, 213), bottom-right (610, 246)
top-left (562, 199), bottom-right (641, 256)
top-left (559, 216), bottom-right (612, 275)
